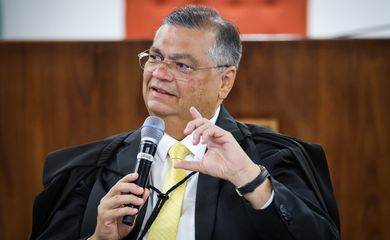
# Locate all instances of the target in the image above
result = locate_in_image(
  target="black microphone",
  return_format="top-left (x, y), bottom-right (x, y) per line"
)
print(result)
top-left (122, 116), bottom-right (165, 226)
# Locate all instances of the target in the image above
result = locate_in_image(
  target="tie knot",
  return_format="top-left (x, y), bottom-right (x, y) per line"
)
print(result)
top-left (168, 142), bottom-right (190, 162)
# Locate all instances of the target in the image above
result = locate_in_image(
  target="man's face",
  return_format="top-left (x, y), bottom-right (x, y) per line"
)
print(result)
top-left (142, 25), bottom-right (225, 125)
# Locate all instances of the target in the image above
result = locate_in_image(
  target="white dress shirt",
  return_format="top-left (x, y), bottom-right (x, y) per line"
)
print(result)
top-left (139, 106), bottom-right (273, 240)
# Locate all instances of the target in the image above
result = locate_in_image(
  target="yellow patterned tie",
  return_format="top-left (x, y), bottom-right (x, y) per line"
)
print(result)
top-left (148, 142), bottom-right (190, 240)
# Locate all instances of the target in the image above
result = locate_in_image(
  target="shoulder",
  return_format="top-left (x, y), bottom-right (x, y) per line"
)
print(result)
top-left (237, 122), bottom-right (326, 162)
top-left (245, 123), bottom-right (322, 150)
top-left (43, 132), bottom-right (132, 185)
top-left (239, 121), bottom-right (340, 230)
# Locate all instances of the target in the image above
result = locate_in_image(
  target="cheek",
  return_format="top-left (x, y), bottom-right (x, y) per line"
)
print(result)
top-left (142, 71), bottom-right (151, 88)
top-left (180, 81), bottom-right (214, 107)
top-left (184, 81), bottom-right (203, 98)
top-left (143, 71), bottom-right (151, 83)
top-left (142, 72), bottom-right (151, 101)
top-left (175, 82), bottom-right (198, 110)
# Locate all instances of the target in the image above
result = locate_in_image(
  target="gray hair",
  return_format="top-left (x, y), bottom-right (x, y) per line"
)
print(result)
top-left (163, 5), bottom-right (242, 67)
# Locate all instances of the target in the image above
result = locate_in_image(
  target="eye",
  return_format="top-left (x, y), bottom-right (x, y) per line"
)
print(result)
top-left (149, 53), bottom-right (163, 63)
top-left (175, 62), bottom-right (192, 73)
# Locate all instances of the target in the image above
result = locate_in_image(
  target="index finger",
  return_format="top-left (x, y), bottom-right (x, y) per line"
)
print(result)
top-left (103, 173), bottom-right (140, 199)
top-left (189, 106), bottom-right (202, 119)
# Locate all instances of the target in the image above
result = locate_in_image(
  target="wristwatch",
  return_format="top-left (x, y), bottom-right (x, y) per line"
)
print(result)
top-left (235, 165), bottom-right (270, 197)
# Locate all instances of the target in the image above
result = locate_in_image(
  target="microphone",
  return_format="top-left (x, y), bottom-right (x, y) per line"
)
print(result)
top-left (122, 116), bottom-right (165, 226)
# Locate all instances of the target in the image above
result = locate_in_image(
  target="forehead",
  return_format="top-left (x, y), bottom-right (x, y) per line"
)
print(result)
top-left (151, 25), bottom-right (216, 63)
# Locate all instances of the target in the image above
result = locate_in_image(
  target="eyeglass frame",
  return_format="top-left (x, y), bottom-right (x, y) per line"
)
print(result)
top-left (138, 49), bottom-right (230, 79)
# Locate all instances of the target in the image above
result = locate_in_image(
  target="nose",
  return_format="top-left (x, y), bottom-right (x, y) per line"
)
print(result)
top-left (151, 62), bottom-right (174, 81)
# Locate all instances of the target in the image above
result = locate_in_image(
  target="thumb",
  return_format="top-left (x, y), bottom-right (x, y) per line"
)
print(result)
top-left (175, 160), bottom-right (202, 172)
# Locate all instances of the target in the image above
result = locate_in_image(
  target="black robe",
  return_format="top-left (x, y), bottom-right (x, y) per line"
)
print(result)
top-left (31, 106), bottom-right (340, 240)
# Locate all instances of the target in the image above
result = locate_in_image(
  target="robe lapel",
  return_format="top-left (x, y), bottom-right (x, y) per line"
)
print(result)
top-left (80, 130), bottom-right (147, 238)
top-left (195, 172), bottom-right (221, 240)
top-left (116, 130), bottom-right (151, 239)
top-left (195, 106), bottom-right (247, 240)
top-left (117, 129), bottom-right (141, 175)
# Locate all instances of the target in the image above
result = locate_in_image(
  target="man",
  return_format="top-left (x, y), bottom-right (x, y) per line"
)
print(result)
top-left (31, 5), bottom-right (340, 240)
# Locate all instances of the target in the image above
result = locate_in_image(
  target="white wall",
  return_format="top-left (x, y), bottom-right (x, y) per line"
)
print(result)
top-left (308, 0), bottom-right (390, 38)
top-left (2, 0), bottom-right (124, 40)
top-left (1, 0), bottom-right (390, 40)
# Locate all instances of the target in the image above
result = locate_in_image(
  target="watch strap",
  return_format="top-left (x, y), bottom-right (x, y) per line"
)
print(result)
top-left (235, 165), bottom-right (270, 197)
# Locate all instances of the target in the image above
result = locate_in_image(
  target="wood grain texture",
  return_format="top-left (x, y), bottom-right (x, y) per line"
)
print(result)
top-left (228, 40), bottom-right (390, 240)
top-left (0, 40), bottom-right (389, 240)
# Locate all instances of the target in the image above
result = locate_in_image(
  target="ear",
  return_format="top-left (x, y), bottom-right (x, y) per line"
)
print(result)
top-left (218, 66), bottom-right (237, 100)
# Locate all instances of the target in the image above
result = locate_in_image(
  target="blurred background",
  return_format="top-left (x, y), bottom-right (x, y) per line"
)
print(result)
top-left (1, 0), bottom-right (390, 39)
top-left (0, 0), bottom-right (389, 239)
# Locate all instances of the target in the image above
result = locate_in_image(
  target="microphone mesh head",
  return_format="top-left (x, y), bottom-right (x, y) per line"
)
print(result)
top-left (141, 116), bottom-right (165, 143)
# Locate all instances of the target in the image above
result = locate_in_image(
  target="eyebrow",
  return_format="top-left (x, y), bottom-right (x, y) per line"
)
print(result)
top-left (150, 46), bottom-right (199, 66)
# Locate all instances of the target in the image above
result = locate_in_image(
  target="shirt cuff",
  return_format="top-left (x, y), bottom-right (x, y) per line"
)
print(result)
top-left (260, 190), bottom-right (274, 210)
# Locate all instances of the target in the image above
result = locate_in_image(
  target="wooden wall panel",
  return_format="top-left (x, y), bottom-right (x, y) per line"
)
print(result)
top-left (0, 40), bottom-right (389, 240)
top-left (227, 40), bottom-right (390, 240)
top-left (0, 42), bottom-right (151, 240)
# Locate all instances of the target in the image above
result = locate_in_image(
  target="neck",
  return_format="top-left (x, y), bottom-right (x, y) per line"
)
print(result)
top-left (164, 117), bottom-right (188, 140)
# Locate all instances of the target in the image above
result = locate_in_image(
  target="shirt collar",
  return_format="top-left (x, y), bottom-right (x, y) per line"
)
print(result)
top-left (156, 106), bottom-right (221, 161)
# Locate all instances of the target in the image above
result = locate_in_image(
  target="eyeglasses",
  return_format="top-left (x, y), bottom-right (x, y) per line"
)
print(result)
top-left (138, 49), bottom-right (229, 81)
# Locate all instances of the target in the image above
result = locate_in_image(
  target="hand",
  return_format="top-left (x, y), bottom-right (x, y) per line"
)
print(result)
top-left (89, 173), bottom-right (150, 240)
top-left (175, 106), bottom-right (259, 187)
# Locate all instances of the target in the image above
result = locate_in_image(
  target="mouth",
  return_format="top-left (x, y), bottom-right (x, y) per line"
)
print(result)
top-left (151, 86), bottom-right (175, 96)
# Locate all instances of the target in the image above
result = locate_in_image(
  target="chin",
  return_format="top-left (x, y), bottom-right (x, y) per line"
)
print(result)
top-left (146, 101), bottom-right (175, 118)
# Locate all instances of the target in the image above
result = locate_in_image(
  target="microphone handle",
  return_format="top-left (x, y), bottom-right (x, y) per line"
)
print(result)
top-left (122, 157), bottom-right (152, 226)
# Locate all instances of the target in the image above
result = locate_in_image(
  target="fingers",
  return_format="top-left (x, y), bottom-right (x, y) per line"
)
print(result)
top-left (175, 159), bottom-right (203, 172)
top-left (184, 107), bottom-right (205, 136)
top-left (185, 119), bottom-right (226, 145)
top-left (98, 173), bottom-right (149, 221)
top-left (189, 106), bottom-right (202, 119)
top-left (191, 121), bottom-right (210, 144)
top-left (200, 127), bottom-right (224, 144)
top-left (185, 106), bottom-right (213, 140)
top-left (142, 188), bottom-right (151, 202)
top-left (103, 173), bottom-right (143, 198)
top-left (184, 106), bottom-right (232, 146)
top-left (101, 192), bottom-right (144, 210)
top-left (97, 202), bottom-right (139, 222)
